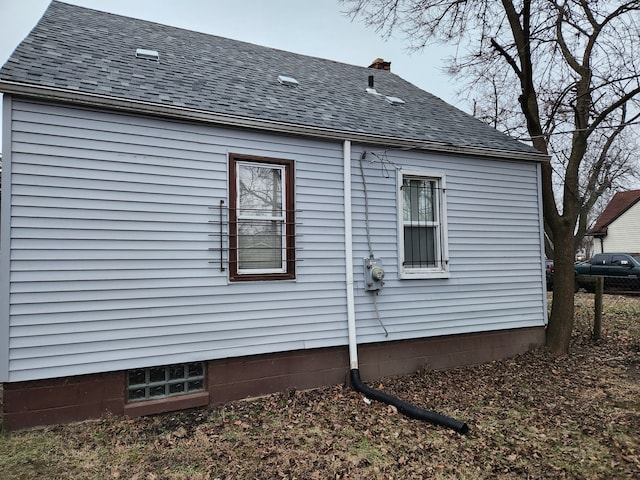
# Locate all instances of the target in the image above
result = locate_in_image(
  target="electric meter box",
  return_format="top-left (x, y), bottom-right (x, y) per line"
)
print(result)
top-left (363, 257), bottom-right (385, 291)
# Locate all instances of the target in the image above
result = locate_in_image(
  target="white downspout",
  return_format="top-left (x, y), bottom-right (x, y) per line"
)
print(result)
top-left (343, 140), bottom-right (358, 369)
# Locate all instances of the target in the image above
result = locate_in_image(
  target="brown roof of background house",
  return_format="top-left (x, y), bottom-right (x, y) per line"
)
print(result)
top-left (588, 189), bottom-right (640, 235)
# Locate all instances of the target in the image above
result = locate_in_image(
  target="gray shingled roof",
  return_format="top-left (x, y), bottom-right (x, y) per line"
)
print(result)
top-left (0, 1), bottom-right (543, 159)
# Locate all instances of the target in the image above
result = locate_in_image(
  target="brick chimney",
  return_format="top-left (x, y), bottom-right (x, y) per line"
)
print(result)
top-left (368, 58), bottom-right (391, 71)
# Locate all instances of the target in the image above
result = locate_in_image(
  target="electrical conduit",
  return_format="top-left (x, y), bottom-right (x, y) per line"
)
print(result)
top-left (342, 140), bottom-right (469, 434)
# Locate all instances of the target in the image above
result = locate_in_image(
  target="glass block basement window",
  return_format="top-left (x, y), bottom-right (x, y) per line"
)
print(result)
top-left (127, 362), bottom-right (205, 402)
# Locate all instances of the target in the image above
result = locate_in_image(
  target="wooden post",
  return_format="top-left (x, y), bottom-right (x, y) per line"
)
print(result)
top-left (593, 276), bottom-right (604, 341)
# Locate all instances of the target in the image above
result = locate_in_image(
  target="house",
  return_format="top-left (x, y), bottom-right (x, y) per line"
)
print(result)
top-left (0, 1), bottom-right (549, 430)
top-left (588, 190), bottom-right (640, 254)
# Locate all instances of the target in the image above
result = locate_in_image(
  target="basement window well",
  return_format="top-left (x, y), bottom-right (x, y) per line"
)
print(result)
top-left (127, 362), bottom-right (205, 401)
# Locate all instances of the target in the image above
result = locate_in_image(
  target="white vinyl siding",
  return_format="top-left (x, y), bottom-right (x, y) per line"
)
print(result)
top-left (3, 100), bottom-right (347, 381)
top-left (350, 146), bottom-right (546, 340)
top-left (601, 202), bottom-right (640, 252)
top-left (1, 98), bottom-right (547, 382)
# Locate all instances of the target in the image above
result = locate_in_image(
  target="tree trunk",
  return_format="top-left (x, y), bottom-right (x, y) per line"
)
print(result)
top-left (546, 225), bottom-right (575, 354)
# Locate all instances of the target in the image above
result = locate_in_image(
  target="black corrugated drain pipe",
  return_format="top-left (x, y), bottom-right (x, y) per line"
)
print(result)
top-left (350, 368), bottom-right (469, 434)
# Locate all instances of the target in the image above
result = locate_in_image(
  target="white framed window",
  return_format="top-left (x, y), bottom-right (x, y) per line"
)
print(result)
top-left (398, 169), bottom-right (449, 279)
top-left (229, 155), bottom-right (295, 281)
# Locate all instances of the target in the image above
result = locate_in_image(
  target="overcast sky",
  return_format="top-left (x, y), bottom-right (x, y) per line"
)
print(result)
top-left (0, 0), bottom-right (465, 154)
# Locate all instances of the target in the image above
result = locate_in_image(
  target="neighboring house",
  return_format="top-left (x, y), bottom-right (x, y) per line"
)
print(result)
top-left (588, 190), bottom-right (640, 254)
top-left (0, 2), bottom-right (549, 430)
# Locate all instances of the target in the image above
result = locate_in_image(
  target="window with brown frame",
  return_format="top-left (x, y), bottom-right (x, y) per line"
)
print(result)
top-left (228, 154), bottom-right (295, 281)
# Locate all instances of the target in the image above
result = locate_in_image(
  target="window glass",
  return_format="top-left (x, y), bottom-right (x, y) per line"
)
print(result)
top-left (611, 254), bottom-right (628, 264)
top-left (127, 362), bottom-right (205, 402)
top-left (404, 225), bottom-right (437, 268)
top-left (403, 178), bottom-right (435, 223)
top-left (238, 164), bottom-right (283, 215)
top-left (237, 221), bottom-right (283, 270)
top-left (403, 178), bottom-right (438, 268)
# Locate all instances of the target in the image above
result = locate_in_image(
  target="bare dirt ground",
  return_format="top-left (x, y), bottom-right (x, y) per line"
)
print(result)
top-left (1, 292), bottom-right (639, 479)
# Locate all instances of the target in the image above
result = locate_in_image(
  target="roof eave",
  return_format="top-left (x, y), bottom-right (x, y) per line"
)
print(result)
top-left (0, 81), bottom-right (549, 163)
top-left (589, 193), bottom-right (640, 234)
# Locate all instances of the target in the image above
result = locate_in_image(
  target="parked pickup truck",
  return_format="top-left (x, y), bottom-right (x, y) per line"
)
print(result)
top-left (574, 253), bottom-right (640, 292)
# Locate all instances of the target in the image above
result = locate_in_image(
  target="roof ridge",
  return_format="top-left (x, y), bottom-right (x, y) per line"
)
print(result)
top-left (1, 1), bottom-right (545, 160)
top-left (49, 0), bottom-right (379, 74)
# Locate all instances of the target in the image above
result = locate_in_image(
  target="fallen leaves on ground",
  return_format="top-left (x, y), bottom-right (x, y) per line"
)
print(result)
top-left (1, 293), bottom-right (638, 479)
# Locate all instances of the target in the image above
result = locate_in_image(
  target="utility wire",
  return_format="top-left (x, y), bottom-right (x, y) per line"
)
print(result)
top-left (519, 120), bottom-right (640, 141)
top-left (359, 151), bottom-right (388, 337)
top-left (373, 292), bottom-right (389, 337)
top-left (358, 151), bottom-right (375, 258)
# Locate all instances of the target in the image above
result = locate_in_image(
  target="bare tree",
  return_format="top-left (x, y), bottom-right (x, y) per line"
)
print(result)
top-left (342, 0), bottom-right (640, 354)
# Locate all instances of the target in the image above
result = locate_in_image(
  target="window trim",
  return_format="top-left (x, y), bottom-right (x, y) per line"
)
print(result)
top-left (228, 154), bottom-right (295, 281)
top-left (397, 169), bottom-right (450, 279)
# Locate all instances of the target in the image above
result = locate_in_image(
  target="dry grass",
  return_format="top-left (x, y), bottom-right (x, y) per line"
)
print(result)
top-left (1, 292), bottom-right (639, 479)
